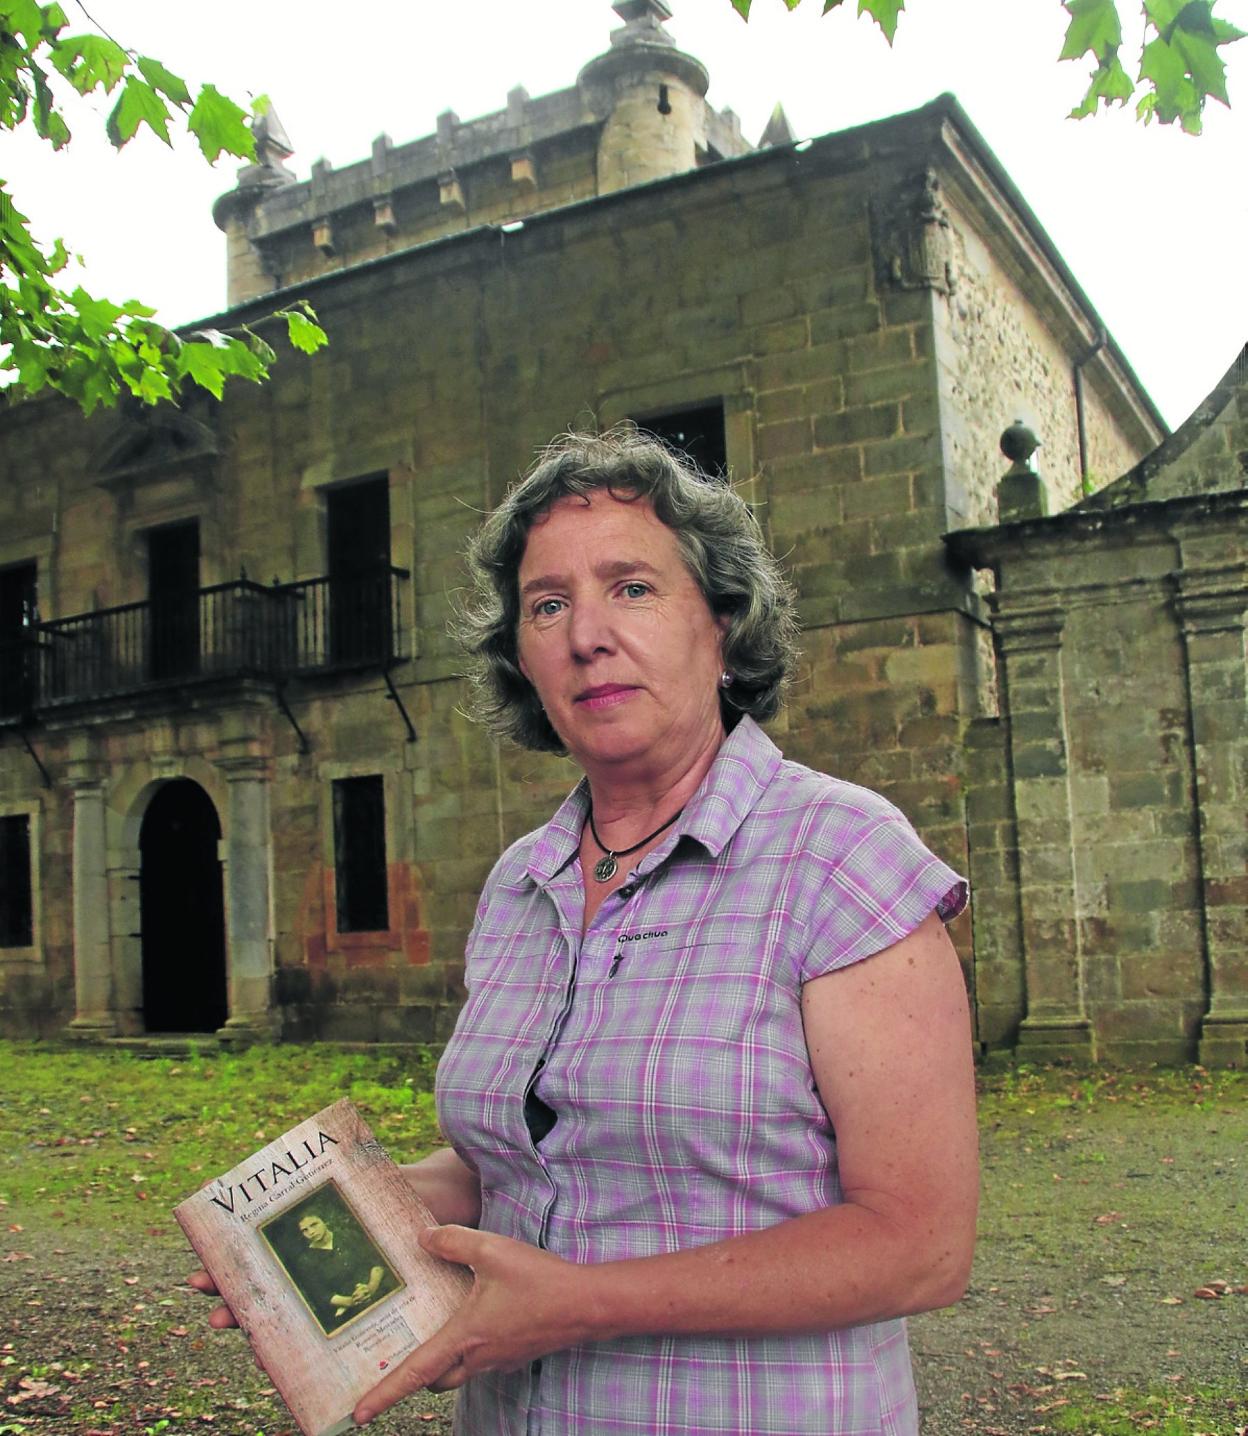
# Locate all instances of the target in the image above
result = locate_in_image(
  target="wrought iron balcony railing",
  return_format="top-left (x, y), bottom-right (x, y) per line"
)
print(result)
top-left (0, 568), bottom-right (408, 718)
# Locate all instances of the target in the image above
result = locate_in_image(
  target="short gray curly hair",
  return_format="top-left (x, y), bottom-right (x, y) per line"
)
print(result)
top-left (455, 427), bottom-right (799, 755)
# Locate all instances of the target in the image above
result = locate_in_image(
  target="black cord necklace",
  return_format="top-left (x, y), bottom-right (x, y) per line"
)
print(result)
top-left (587, 805), bottom-right (684, 883)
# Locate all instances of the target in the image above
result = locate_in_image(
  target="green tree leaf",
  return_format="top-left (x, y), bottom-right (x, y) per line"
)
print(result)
top-left (48, 32), bottom-right (128, 95)
top-left (135, 55), bottom-right (190, 108)
top-left (187, 82), bottom-right (253, 163)
top-left (1060, 0), bottom-right (1123, 61)
top-left (175, 338), bottom-right (231, 398)
top-left (728, 0), bottom-right (751, 16)
top-left (1, 0), bottom-right (51, 44)
top-left (29, 59), bottom-right (70, 146)
top-left (280, 305), bottom-right (329, 355)
top-left (1069, 52), bottom-right (1135, 115)
top-left (106, 75), bottom-right (173, 148)
top-left (858, 0), bottom-right (904, 43)
top-left (68, 284), bottom-right (124, 341)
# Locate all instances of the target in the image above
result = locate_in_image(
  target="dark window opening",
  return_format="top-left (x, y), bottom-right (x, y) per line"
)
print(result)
top-left (633, 401), bottom-right (728, 481)
top-left (147, 521), bottom-right (200, 681)
top-left (327, 478), bottom-right (392, 666)
top-left (0, 561), bottom-right (38, 719)
top-left (0, 814), bottom-right (33, 948)
top-left (333, 775), bottom-right (389, 933)
top-left (657, 84), bottom-right (671, 115)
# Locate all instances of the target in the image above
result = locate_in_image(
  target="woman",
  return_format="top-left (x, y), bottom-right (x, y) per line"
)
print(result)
top-left (197, 429), bottom-right (978, 1435)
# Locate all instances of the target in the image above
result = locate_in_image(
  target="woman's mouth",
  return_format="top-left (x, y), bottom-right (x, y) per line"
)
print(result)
top-left (575, 684), bottom-right (637, 711)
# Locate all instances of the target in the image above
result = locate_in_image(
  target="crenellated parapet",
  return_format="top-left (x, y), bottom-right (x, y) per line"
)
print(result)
top-left (212, 0), bottom-right (755, 304)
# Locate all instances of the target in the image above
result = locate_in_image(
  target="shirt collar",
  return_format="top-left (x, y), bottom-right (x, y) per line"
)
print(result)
top-left (524, 716), bottom-right (783, 884)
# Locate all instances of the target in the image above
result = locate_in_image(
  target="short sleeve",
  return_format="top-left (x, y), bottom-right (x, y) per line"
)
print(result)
top-left (799, 809), bottom-right (967, 983)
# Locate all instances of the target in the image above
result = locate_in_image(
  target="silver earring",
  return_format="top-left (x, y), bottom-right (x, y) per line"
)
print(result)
top-left (719, 671), bottom-right (733, 689)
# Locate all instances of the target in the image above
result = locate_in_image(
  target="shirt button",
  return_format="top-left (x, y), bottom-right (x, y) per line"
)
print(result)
top-left (618, 885), bottom-right (635, 900)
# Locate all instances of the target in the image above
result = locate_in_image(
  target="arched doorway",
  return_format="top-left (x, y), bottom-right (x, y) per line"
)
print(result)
top-left (140, 779), bottom-right (227, 1032)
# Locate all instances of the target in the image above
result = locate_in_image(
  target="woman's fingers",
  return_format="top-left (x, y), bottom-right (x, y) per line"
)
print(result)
top-left (187, 1268), bottom-right (240, 1330)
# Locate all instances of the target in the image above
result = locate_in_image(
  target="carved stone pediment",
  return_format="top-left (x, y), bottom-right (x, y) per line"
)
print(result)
top-left (92, 400), bottom-right (219, 490)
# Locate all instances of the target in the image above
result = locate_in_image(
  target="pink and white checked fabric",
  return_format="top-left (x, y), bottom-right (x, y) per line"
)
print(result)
top-left (437, 717), bottom-right (966, 1435)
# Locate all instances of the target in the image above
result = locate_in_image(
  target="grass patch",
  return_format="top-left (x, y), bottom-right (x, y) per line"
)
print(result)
top-left (3, 1045), bottom-right (1241, 1227)
top-left (1052, 1383), bottom-right (1248, 1434)
top-left (976, 1062), bottom-right (1248, 1125)
top-left (0, 1042), bottom-right (443, 1224)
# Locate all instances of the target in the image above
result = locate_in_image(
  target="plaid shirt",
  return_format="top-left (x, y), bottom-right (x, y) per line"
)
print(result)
top-left (437, 717), bottom-right (966, 1435)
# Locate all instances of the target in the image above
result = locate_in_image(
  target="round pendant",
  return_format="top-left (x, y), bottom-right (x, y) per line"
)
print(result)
top-left (593, 854), bottom-right (618, 883)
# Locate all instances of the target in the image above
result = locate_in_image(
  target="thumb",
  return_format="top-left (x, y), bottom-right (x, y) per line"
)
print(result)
top-left (419, 1223), bottom-right (483, 1268)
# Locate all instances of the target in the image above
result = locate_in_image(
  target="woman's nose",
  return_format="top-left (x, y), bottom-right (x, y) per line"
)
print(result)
top-left (567, 596), bottom-right (615, 659)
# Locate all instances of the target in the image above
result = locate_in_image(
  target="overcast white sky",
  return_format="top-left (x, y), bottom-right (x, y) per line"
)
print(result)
top-left (6, 0), bottom-right (1246, 428)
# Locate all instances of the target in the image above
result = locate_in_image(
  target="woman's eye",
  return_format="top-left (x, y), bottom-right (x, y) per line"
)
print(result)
top-left (535, 598), bottom-right (564, 617)
top-left (621, 582), bottom-right (650, 599)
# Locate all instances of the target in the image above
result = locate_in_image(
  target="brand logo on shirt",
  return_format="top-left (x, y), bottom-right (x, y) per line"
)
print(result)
top-left (609, 929), bottom-right (667, 979)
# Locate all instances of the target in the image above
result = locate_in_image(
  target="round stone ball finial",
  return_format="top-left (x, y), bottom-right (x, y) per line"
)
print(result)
top-left (1000, 419), bottom-right (1040, 474)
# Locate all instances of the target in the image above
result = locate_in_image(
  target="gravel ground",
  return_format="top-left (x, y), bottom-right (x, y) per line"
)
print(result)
top-left (3, 1082), bottom-right (1245, 1435)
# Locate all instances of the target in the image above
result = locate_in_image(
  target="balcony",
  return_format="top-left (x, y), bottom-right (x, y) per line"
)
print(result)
top-left (0, 569), bottom-right (408, 720)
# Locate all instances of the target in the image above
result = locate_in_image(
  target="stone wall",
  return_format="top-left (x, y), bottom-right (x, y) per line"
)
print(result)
top-left (950, 349), bottom-right (1248, 1065)
top-left (0, 98), bottom-right (1168, 1050)
top-left (935, 192), bottom-right (1145, 524)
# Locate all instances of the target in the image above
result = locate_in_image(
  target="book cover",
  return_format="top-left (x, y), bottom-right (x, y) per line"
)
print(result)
top-left (175, 1098), bottom-right (472, 1436)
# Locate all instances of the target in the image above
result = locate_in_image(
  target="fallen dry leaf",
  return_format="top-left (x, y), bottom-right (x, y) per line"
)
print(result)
top-left (1193, 1286), bottom-right (1224, 1299)
top-left (7, 1376), bottom-right (62, 1403)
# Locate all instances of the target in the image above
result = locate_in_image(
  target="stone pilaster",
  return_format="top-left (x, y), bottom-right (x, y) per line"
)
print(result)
top-left (64, 752), bottom-right (117, 1039)
top-left (215, 740), bottom-right (278, 1044)
top-left (1173, 565), bottom-right (1248, 1067)
top-left (994, 600), bottom-right (1094, 1059)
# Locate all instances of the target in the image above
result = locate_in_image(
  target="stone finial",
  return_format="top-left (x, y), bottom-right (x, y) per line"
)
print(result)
top-left (758, 102), bottom-right (796, 148)
top-left (997, 420), bottom-right (1049, 521)
top-left (1000, 419), bottom-right (1040, 474)
top-left (253, 105), bottom-right (294, 170)
top-left (610, 0), bottom-right (677, 48)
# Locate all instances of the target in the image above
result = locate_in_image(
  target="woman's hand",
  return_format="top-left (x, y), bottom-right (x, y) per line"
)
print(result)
top-left (353, 1226), bottom-right (599, 1424)
top-left (401, 1148), bottom-right (483, 1228)
top-left (186, 1268), bottom-right (241, 1331)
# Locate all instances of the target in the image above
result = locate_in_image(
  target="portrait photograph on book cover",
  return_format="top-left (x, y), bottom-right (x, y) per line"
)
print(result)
top-left (259, 1180), bottom-right (403, 1338)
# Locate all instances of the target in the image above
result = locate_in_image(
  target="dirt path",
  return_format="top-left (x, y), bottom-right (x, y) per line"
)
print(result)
top-left (3, 1083), bottom-right (1245, 1435)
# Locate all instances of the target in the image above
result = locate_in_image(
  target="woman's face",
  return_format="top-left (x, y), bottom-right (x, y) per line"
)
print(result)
top-left (298, 1214), bottom-right (329, 1244)
top-left (516, 490), bottom-right (727, 783)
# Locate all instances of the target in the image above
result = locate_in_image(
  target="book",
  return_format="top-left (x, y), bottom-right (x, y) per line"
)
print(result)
top-left (175, 1098), bottom-right (473, 1436)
